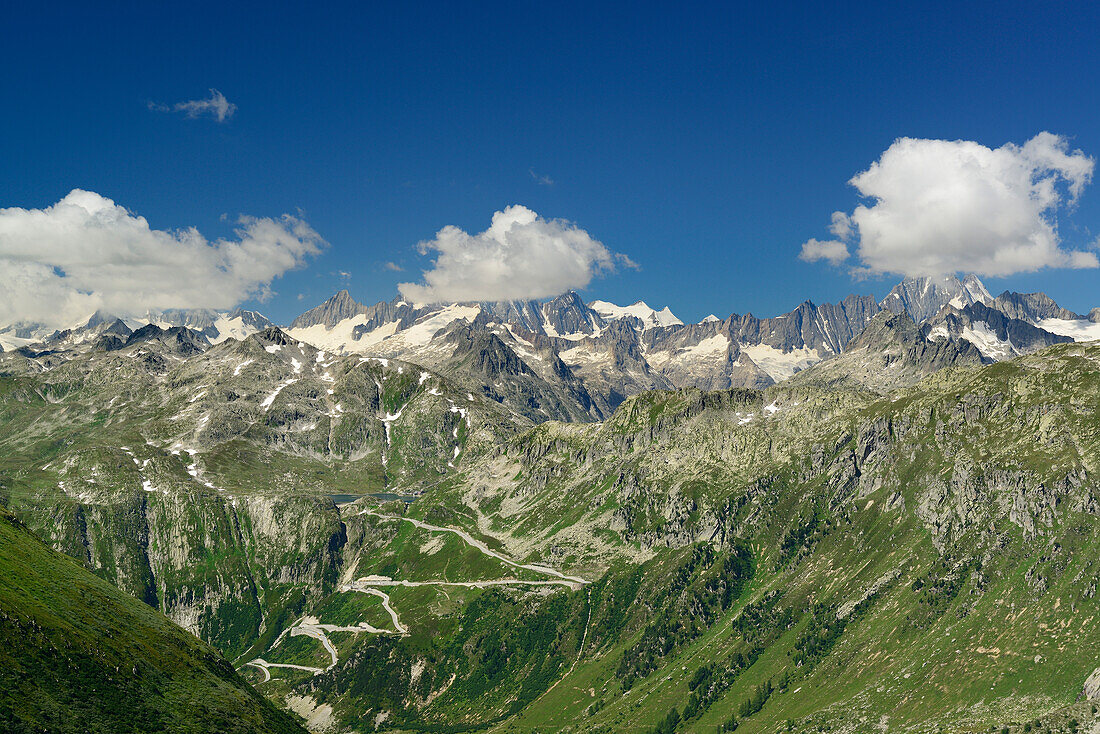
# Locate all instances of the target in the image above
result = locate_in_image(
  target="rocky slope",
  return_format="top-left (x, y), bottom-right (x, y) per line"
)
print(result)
top-left (784, 310), bottom-right (986, 393)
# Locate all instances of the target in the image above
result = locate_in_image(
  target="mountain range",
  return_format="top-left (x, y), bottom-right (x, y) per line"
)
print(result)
top-left (3, 274), bottom-right (1100, 733)
top-left (4, 274), bottom-right (1098, 421)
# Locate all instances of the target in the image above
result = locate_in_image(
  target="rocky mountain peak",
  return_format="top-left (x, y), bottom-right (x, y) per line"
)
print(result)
top-left (0, 321), bottom-right (48, 340)
top-left (924, 302), bottom-right (1073, 361)
top-left (251, 325), bottom-right (296, 347)
top-left (100, 318), bottom-right (132, 338)
top-left (123, 323), bottom-right (209, 356)
top-left (148, 308), bottom-right (221, 331)
top-left (84, 309), bottom-right (123, 330)
top-left (992, 291), bottom-right (1081, 323)
top-left (227, 308), bottom-right (275, 330)
top-left (588, 299), bottom-right (683, 330)
top-left (290, 290), bottom-right (369, 329)
top-left (880, 274), bottom-right (990, 323)
top-left (479, 299), bottom-right (542, 333)
top-left (541, 290), bottom-right (603, 337)
top-left (847, 310), bottom-right (923, 350)
top-left (443, 322), bottom-right (532, 378)
top-left (961, 273), bottom-right (993, 303)
top-left (601, 318), bottom-right (648, 367)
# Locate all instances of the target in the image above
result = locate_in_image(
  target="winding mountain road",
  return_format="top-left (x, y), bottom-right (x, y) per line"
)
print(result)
top-left (247, 503), bottom-right (589, 684)
top-left (356, 507), bottom-right (590, 588)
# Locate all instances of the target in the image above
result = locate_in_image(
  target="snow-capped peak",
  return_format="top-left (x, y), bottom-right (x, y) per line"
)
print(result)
top-left (701, 314), bottom-right (721, 323)
top-left (961, 274), bottom-right (992, 305)
top-left (587, 300), bottom-right (683, 329)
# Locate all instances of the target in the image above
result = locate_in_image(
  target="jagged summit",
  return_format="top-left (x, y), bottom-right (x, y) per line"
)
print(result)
top-left (444, 321), bottom-right (533, 378)
top-left (540, 290), bottom-right (603, 337)
top-left (227, 307), bottom-right (275, 328)
top-left (847, 309), bottom-right (924, 348)
top-left (267, 277), bottom-right (1100, 415)
top-left (961, 273), bottom-right (993, 303)
top-left (123, 323), bottom-right (209, 356)
top-left (144, 307), bottom-right (273, 343)
top-left (5, 276), bottom-right (1098, 417)
top-left (147, 307), bottom-right (220, 331)
top-left (250, 325), bottom-right (296, 347)
top-left (0, 320), bottom-right (52, 350)
top-left (99, 318), bottom-right (132, 338)
top-left (290, 289), bottom-right (370, 329)
top-left (880, 274), bottom-right (991, 322)
top-left (991, 291), bottom-right (1081, 322)
top-left (785, 309), bottom-right (985, 393)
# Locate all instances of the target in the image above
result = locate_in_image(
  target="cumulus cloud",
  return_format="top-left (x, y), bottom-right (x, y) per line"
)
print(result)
top-left (149, 89), bottom-right (236, 122)
top-left (799, 238), bottom-right (849, 265)
top-left (802, 132), bottom-right (1098, 277)
top-left (383, 261), bottom-right (404, 272)
top-left (0, 189), bottom-right (324, 329)
top-left (398, 205), bottom-right (626, 303)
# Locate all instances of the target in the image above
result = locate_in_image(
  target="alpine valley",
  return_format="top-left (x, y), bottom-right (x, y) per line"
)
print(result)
top-left (4, 274), bottom-right (1100, 733)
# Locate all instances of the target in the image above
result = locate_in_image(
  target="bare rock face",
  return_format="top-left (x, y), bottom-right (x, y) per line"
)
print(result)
top-left (993, 291), bottom-right (1081, 322)
top-left (1083, 667), bottom-right (1100, 700)
top-left (30, 488), bottom-right (348, 658)
top-left (539, 290), bottom-right (604, 337)
top-left (440, 320), bottom-right (601, 423)
top-left (783, 311), bottom-right (984, 394)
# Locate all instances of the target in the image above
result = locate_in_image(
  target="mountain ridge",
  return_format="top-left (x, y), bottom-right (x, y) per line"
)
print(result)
top-left (5, 274), bottom-right (1099, 423)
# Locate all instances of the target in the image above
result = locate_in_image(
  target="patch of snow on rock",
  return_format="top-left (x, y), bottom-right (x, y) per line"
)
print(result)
top-left (741, 344), bottom-right (823, 381)
top-left (961, 321), bottom-right (1014, 360)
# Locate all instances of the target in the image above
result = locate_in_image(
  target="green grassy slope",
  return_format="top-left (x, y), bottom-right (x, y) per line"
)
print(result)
top-left (0, 509), bottom-right (307, 733)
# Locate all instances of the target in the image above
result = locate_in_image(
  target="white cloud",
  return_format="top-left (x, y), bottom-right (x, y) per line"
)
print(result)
top-left (811, 132), bottom-right (1097, 278)
top-left (383, 261), bottom-right (404, 272)
top-left (828, 211), bottom-right (853, 241)
top-left (0, 189), bottom-right (323, 329)
top-left (530, 169), bottom-right (554, 186)
top-left (398, 205), bottom-right (625, 303)
top-left (150, 89), bottom-right (236, 122)
top-left (799, 238), bottom-right (849, 265)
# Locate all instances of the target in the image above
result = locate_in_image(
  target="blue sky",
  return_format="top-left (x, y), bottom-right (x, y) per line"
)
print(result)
top-left (2, 0), bottom-right (1099, 326)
